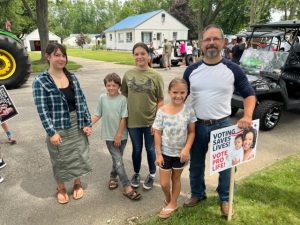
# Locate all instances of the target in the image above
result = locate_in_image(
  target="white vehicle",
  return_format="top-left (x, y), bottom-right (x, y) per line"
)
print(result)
top-left (152, 40), bottom-right (195, 67)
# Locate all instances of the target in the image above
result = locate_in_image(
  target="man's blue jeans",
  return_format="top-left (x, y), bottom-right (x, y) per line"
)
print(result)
top-left (128, 127), bottom-right (156, 175)
top-left (189, 117), bottom-right (232, 202)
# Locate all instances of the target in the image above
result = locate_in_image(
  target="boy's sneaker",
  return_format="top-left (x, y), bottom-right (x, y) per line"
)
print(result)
top-left (143, 174), bottom-right (154, 190)
top-left (8, 136), bottom-right (16, 144)
top-left (0, 176), bottom-right (4, 183)
top-left (0, 159), bottom-right (6, 169)
top-left (130, 173), bottom-right (140, 188)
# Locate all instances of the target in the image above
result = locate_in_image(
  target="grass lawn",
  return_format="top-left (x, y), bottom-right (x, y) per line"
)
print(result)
top-left (67, 48), bottom-right (135, 65)
top-left (28, 49), bottom-right (134, 73)
top-left (139, 153), bottom-right (300, 225)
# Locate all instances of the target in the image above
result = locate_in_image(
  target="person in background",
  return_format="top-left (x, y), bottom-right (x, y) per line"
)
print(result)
top-left (222, 37), bottom-right (231, 59)
top-left (179, 41), bottom-right (187, 66)
top-left (32, 43), bottom-right (92, 204)
top-left (149, 42), bottom-right (156, 66)
top-left (121, 42), bottom-right (164, 190)
top-left (231, 37), bottom-right (246, 64)
top-left (1, 122), bottom-right (16, 144)
top-left (183, 24), bottom-right (256, 217)
top-left (92, 73), bottom-right (141, 201)
top-left (163, 39), bottom-right (172, 70)
top-left (0, 151), bottom-right (6, 183)
top-left (192, 40), bottom-right (199, 63)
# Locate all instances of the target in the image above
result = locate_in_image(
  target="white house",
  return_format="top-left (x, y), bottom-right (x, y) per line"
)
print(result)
top-left (104, 10), bottom-right (189, 51)
top-left (63, 34), bottom-right (78, 48)
top-left (63, 33), bottom-right (100, 48)
top-left (23, 29), bottom-right (61, 51)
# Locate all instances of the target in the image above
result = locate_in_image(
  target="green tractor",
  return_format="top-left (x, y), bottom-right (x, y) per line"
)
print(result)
top-left (0, 29), bottom-right (31, 89)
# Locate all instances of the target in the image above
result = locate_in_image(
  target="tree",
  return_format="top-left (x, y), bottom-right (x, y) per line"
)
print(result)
top-left (169, 0), bottom-right (198, 39)
top-left (21, 0), bottom-right (49, 62)
top-left (35, 0), bottom-right (49, 62)
top-left (274, 0), bottom-right (300, 20)
top-left (0, 0), bottom-right (35, 37)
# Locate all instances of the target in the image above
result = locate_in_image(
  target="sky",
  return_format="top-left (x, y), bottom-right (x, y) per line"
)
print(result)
top-left (271, 10), bottom-right (285, 22)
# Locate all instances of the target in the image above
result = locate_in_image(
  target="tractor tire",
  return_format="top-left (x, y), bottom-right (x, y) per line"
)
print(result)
top-left (0, 37), bottom-right (31, 89)
top-left (171, 61), bottom-right (179, 66)
top-left (253, 100), bottom-right (282, 131)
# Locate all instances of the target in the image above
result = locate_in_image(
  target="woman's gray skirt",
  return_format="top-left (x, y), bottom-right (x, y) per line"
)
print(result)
top-left (46, 112), bottom-right (92, 182)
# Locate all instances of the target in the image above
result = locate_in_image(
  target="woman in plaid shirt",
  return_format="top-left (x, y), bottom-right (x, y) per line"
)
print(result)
top-left (32, 43), bottom-right (92, 204)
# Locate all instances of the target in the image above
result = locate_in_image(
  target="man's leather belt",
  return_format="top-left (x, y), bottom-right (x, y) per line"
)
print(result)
top-left (197, 116), bottom-right (229, 126)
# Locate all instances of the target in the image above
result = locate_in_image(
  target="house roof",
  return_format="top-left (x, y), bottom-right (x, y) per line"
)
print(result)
top-left (105, 10), bottom-right (163, 32)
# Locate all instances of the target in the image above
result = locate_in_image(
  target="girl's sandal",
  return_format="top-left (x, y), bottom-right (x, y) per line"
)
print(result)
top-left (73, 183), bottom-right (84, 200)
top-left (56, 187), bottom-right (69, 204)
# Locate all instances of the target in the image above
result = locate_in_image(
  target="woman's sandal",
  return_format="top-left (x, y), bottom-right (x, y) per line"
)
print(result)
top-left (73, 183), bottom-right (84, 200)
top-left (123, 190), bottom-right (142, 201)
top-left (158, 206), bottom-right (178, 219)
top-left (108, 178), bottom-right (119, 190)
top-left (56, 187), bottom-right (69, 204)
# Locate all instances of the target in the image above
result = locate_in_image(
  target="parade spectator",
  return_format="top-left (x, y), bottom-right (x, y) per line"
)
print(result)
top-left (0, 151), bottom-right (6, 183)
top-left (232, 37), bottom-right (246, 64)
top-left (1, 122), bottom-right (16, 144)
top-left (32, 43), bottom-right (92, 204)
top-left (179, 41), bottom-right (187, 66)
top-left (149, 42), bottom-right (156, 66)
top-left (121, 42), bottom-right (164, 190)
top-left (153, 78), bottom-right (196, 218)
top-left (183, 24), bottom-right (256, 217)
top-left (92, 73), bottom-right (141, 201)
top-left (163, 39), bottom-right (172, 70)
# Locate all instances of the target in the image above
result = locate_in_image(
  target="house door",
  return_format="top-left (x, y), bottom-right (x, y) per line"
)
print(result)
top-left (156, 32), bottom-right (162, 48)
top-left (141, 32), bottom-right (152, 44)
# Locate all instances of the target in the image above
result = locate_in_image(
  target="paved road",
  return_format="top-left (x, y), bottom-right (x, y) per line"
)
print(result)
top-left (0, 57), bottom-right (299, 225)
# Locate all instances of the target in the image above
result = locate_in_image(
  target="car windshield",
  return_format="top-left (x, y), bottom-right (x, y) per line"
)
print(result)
top-left (240, 48), bottom-right (289, 76)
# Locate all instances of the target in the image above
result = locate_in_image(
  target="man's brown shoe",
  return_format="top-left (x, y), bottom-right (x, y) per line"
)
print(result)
top-left (183, 195), bottom-right (207, 207)
top-left (220, 202), bottom-right (234, 217)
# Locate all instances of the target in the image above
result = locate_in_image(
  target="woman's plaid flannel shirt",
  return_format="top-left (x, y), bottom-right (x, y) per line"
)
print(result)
top-left (32, 71), bottom-right (92, 137)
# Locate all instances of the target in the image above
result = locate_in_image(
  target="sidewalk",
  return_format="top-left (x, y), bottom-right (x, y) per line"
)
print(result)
top-left (0, 57), bottom-right (299, 225)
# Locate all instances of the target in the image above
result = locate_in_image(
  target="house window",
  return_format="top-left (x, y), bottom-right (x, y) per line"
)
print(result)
top-left (173, 32), bottom-right (178, 41)
top-left (126, 32), bottom-right (132, 42)
top-left (109, 34), bottom-right (112, 41)
top-left (118, 33), bottom-right (124, 43)
top-left (141, 32), bottom-right (152, 44)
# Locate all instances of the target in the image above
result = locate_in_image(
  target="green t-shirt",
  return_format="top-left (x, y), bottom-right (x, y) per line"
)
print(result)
top-left (94, 94), bottom-right (128, 141)
top-left (121, 68), bottom-right (164, 128)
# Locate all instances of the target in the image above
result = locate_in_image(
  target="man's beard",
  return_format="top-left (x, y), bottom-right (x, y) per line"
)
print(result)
top-left (204, 44), bottom-right (220, 58)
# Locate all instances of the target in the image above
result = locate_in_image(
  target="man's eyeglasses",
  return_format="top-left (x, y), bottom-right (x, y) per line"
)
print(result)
top-left (202, 37), bottom-right (223, 43)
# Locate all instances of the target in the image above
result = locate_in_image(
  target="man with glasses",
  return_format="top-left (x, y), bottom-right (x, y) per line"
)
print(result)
top-left (183, 24), bottom-right (256, 217)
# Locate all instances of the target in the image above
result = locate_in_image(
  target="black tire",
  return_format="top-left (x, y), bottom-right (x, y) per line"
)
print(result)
top-left (0, 37), bottom-right (31, 89)
top-left (185, 55), bottom-right (193, 66)
top-left (159, 57), bottom-right (165, 68)
top-left (230, 107), bottom-right (239, 117)
top-left (253, 100), bottom-right (282, 131)
top-left (171, 61), bottom-right (179, 66)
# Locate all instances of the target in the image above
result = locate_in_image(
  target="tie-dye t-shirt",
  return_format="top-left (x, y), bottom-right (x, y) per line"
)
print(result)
top-left (152, 104), bottom-right (197, 157)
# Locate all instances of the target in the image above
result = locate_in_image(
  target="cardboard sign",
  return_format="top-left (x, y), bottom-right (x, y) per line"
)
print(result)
top-left (209, 119), bottom-right (259, 175)
top-left (0, 85), bottom-right (18, 123)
